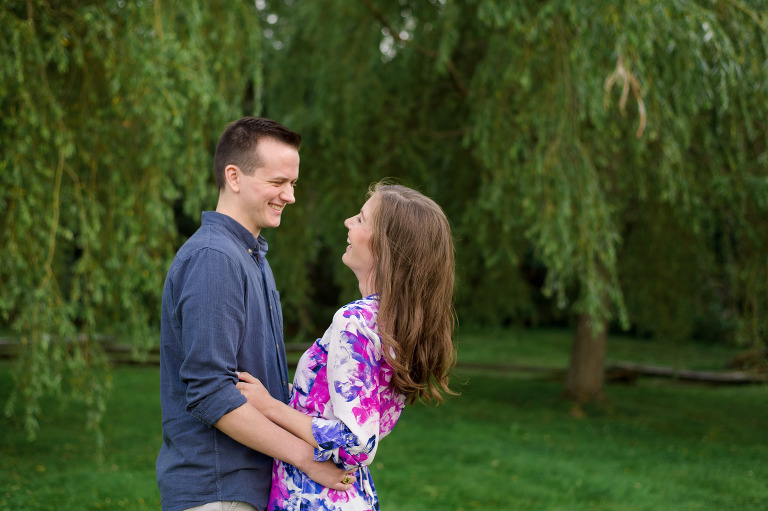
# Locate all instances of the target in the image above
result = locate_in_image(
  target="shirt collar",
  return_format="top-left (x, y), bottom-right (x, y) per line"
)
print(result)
top-left (201, 211), bottom-right (269, 257)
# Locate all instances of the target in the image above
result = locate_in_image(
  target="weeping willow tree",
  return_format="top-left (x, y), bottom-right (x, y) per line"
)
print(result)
top-left (0, 1), bottom-right (264, 440)
top-left (2, 0), bottom-right (766, 441)
top-left (261, 0), bottom-right (768, 403)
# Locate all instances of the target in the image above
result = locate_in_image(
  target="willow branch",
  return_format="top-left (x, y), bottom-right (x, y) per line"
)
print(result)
top-left (724, 0), bottom-right (766, 29)
top-left (361, 0), bottom-right (470, 97)
top-left (29, 0), bottom-right (67, 287)
top-left (604, 53), bottom-right (647, 138)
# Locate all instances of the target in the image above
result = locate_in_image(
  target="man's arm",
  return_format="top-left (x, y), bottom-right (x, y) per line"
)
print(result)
top-left (236, 371), bottom-right (318, 448)
top-left (215, 403), bottom-right (355, 490)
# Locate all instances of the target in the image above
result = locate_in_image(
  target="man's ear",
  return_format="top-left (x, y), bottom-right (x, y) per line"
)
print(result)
top-left (224, 165), bottom-right (241, 193)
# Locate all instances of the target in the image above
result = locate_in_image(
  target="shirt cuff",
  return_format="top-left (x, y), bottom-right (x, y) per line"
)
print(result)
top-left (311, 417), bottom-right (359, 462)
top-left (190, 383), bottom-right (248, 427)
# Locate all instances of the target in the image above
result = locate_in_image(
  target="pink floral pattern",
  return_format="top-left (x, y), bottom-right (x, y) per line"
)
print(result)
top-left (267, 296), bottom-right (406, 511)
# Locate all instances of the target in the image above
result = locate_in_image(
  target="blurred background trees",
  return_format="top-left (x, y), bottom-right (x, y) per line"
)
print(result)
top-left (1, 0), bottom-right (260, 440)
top-left (2, 0), bottom-right (766, 437)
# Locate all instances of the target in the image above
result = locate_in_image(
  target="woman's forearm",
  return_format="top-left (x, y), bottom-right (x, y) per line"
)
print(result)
top-left (215, 404), bottom-right (354, 490)
top-left (264, 398), bottom-right (319, 449)
top-left (235, 371), bottom-right (320, 449)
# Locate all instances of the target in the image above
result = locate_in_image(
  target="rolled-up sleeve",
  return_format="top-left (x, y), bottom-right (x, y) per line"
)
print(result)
top-left (176, 248), bottom-right (248, 426)
top-left (311, 312), bottom-right (382, 470)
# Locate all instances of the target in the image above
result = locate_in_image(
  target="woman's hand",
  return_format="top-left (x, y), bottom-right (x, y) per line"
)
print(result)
top-left (236, 372), bottom-right (277, 416)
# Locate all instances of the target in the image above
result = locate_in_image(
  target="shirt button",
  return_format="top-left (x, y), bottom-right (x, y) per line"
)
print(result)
top-left (283, 380), bottom-right (286, 386)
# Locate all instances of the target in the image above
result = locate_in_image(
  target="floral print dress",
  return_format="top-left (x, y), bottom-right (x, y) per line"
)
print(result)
top-left (267, 296), bottom-right (406, 511)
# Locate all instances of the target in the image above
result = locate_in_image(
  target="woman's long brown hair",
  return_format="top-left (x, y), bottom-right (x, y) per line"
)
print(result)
top-left (368, 182), bottom-right (457, 405)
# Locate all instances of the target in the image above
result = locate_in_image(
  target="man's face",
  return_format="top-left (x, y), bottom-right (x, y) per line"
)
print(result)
top-left (237, 137), bottom-right (300, 236)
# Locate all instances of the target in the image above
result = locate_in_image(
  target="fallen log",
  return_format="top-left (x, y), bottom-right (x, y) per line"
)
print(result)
top-left (606, 361), bottom-right (767, 385)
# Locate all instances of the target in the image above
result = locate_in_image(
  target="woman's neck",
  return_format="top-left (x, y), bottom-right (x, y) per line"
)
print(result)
top-left (359, 286), bottom-right (376, 298)
top-left (358, 276), bottom-right (376, 298)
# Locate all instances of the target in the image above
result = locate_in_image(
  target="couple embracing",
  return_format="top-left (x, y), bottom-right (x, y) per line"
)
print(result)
top-left (156, 117), bottom-right (456, 511)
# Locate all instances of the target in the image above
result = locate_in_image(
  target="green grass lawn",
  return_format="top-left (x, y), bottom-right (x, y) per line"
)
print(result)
top-left (375, 373), bottom-right (768, 510)
top-left (1, 327), bottom-right (766, 510)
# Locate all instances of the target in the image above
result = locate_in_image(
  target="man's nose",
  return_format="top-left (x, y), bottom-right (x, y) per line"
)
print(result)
top-left (281, 184), bottom-right (295, 203)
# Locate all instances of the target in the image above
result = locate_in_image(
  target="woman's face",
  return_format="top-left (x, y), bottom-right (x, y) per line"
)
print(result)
top-left (342, 195), bottom-right (378, 293)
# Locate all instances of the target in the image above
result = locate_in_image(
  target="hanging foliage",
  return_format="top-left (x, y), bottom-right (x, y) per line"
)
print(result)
top-left (2, 0), bottom-right (767, 436)
top-left (0, 0), bottom-right (263, 440)
top-left (259, 0), bottom-right (768, 401)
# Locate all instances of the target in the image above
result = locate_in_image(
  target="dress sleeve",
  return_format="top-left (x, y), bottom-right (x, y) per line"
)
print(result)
top-left (311, 306), bottom-right (382, 470)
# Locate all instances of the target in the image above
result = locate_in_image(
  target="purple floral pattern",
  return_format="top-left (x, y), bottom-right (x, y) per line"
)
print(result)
top-left (267, 296), bottom-right (406, 511)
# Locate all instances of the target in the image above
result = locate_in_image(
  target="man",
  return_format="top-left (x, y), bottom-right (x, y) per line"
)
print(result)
top-left (157, 117), bottom-right (352, 511)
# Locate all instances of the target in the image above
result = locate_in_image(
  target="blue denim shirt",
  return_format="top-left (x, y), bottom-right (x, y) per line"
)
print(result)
top-left (157, 211), bottom-right (290, 511)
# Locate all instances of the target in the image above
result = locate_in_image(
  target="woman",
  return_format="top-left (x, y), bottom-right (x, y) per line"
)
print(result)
top-left (237, 182), bottom-right (456, 511)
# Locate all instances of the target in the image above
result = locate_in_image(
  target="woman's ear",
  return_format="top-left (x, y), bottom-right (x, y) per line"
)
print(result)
top-left (224, 164), bottom-right (241, 193)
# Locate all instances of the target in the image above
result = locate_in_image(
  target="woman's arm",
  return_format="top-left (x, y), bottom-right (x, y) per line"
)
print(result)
top-left (236, 372), bottom-right (319, 448)
top-left (239, 302), bottom-right (390, 471)
top-left (311, 308), bottom-right (387, 469)
top-left (215, 402), bottom-right (356, 489)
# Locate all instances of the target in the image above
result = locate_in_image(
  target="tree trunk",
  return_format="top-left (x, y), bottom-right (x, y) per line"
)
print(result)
top-left (563, 313), bottom-right (607, 404)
